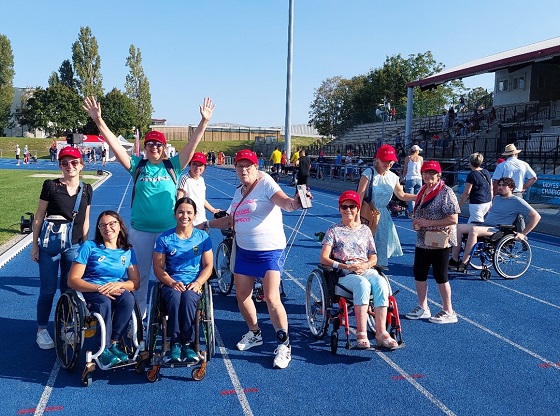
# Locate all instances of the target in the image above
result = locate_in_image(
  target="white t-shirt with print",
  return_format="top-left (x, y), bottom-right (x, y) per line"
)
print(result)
top-left (228, 171), bottom-right (286, 251)
top-left (178, 173), bottom-right (207, 226)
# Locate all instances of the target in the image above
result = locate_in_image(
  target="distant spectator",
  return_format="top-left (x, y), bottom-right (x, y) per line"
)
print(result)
top-left (492, 144), bottom-right (537, 197)
top-left (289, 148), bottom-right (300, 185)
top-left (459, 95), bottom-right (466, 112)
top-left (281, 150), bottom-right (287, 175)
top-left (496, 158), bottom-right (505, 165)
top-left (334, 150), bottom-right (342, 177)
top-left (269, 147), bottom-right (282, 182)
top-left (297, 149), bottom-right (311, 187)
top-left (16, 144), bottom-right (21, 166)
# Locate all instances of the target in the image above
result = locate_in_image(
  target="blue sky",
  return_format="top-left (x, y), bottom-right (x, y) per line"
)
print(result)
top-left (2, 1), bottom-right (559, 127)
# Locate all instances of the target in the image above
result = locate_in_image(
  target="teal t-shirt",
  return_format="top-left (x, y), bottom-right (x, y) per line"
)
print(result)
top-left (128, 155), bottom-right (182, 232)
top-left (75, 240), bottom-right (138, 286)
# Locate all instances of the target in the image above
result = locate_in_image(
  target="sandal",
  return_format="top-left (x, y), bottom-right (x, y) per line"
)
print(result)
top-left (375, 333), bottom-right (398, 350)
top-left (356, 332), bottom-right (371, 349)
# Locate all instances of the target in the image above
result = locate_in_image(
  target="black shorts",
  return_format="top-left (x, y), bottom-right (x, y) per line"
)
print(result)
top-left (413, 246), bottom-right (450, 284)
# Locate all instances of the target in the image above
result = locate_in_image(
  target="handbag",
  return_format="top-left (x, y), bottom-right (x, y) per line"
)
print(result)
top-left (424, 230), bottom-right (450, 248)
top-left (39, 182), bottom-right (83, 251)
top-left (229, 179), bottom-right (259, 273)
top-left (359, 168), bottom-right (380, 236)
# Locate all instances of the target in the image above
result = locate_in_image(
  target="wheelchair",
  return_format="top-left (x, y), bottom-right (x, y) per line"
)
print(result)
top-left (461, 220), bottom-right (532, 280)
top-left (54, 289), bottom-right (146, 386)
top-left (145, 281), bottom-right (215, 382)
top-left (305, 265), bottom-right (404, 354)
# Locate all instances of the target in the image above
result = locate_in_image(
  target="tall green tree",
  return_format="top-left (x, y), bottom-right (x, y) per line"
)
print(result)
top-left (97, 88), bottom-right (136, 138)
top-left (72, 26), bottom-right (103, 98)
top-left (0, 34), bottom-right (15, 131)
top-left (125, 45), bottom-right (153, 134)
top-left (17, 84), bottom-right (84, 137)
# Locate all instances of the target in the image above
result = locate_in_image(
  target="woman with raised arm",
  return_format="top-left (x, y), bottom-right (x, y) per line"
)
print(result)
top-left (83, 96), bottom-right (215, 317)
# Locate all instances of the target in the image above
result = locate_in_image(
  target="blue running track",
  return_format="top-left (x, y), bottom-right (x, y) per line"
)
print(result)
top-left (1, 160), bottom-right (559, 415)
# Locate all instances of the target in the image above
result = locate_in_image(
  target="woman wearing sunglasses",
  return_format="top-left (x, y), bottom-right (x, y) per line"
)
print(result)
top-left (319, 190), bottom-right (397, 350)
top-left (67, 211), bottom-right (140, 368)
top-left (31, 146), bottom-right (93, 350)
top-left (83, 96), bottom-right (215, 318)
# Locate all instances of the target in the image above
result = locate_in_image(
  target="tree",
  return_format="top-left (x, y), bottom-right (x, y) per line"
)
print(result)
top-left (309, 76), bottom-right (363, 137)
top-left (125, 45), bottom-right (153, 134)
top-left (59, 60), bottom-right (78, 92)
top-left (72, 26), bottom-right (103, 98)
top-left (17, 84), bottom-right (84, 137)
top-left (0, 34), bottom-right (15, 131)
top-left (96, 88), bottom-right (136, 138)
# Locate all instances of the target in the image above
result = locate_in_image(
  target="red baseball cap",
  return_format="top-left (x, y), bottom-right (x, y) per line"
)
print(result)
top-left (338, 190), bottom-right (361, 209)
top-left (234, 149), bottom-right (258, 165)
top-left (190, 152), bottom-right (207, 166)
top-left (421, 160), bottom-right (442, 173)
top-left (144, 130), bottom-right (167, 145)
top-left (58, 146), bottom-right (82, 161)
top-left (375, 144), bottom-right (398, 163)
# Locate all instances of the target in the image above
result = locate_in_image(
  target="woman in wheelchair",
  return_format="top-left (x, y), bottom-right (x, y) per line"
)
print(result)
top-left (153, 197), bottom-right (213, 365)
top-left (67, 211), bottom-right (140, 368)
top-left (320, 190), bottom-right (398, 350)
top-left (449, 177), bottom-right (541, 271)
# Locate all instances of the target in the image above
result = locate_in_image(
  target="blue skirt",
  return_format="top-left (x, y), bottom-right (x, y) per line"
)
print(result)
top-left (234, 246), bottom-right (284, 280)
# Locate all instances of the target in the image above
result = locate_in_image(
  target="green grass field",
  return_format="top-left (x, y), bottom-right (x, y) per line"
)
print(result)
top-left (0, 170), bottom-right (98, 246)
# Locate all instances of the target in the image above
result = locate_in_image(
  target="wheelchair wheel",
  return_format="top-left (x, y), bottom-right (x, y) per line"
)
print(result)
top-left (493, 234), bottom-right (532, 279)
top-left (215, 240), bottom-right (234, 295)
top-left (54, 290), bottom-right (85, 371)
top-left (116, 299), bottom-right (143, 362)
top-left (201, 283), bottom-right (215, 360)
top-left (146, 284), bottom-right (162, 361)
top-left (305, 269), bottom-right (329, 339)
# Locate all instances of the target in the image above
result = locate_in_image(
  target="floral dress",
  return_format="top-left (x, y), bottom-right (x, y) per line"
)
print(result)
top-left (364, 168), bottom-right (401, 267)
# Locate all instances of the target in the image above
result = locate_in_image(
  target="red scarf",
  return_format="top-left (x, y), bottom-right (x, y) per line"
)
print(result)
top-left (413, 180), bottom-right (445, 215)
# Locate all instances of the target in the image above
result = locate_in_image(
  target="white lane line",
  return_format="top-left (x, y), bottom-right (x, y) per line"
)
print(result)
top-left (284, 270), bottom-right (458, 415)
top-left (33, 361), bottom-right (60, 416)
top-left (487, 280), bottom-right (560, 309)
top-left (215, 327), bottom-right (254, 416)
top-left (390, 280), bottom-right (560, 370)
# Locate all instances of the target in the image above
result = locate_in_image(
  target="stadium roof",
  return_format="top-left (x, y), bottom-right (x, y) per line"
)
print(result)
top-left (408, 36), bottom-right (560, 90)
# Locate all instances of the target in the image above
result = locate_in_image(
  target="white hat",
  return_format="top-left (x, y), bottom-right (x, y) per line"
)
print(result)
top-left (411, 145), bottom-right (422, 152)
top-left (502, 143), bottom-right (521, 156)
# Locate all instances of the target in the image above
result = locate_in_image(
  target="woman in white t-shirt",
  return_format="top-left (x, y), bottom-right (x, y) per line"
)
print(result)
top-left (206, 149), bottom-right (310, 370)
top-left (402, 145), bottom-right (423, 217)
top-left (177, 152), bottom-right (220, 226)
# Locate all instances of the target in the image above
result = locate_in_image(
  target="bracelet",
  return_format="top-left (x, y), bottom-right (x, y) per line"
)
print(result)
top-left (205, 220), bottom-right (210, 229)
top-left (332, 261), bottom-right (339, 269)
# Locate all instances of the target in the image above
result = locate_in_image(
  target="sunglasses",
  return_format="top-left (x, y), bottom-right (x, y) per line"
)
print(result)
top-left (60, 159), bottom-right (80, 168)
top-left (236, 164), bottom-right (254, 171)
top-left (340, 204), bottom-right (358, 210)
top-left (98, 220), bottom-right (119, 230)
top-left (146, 141), bottom-right (164, 148)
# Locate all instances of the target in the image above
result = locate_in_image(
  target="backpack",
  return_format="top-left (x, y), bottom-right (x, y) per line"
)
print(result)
top-left (131, 158), bottom-right (177, 206)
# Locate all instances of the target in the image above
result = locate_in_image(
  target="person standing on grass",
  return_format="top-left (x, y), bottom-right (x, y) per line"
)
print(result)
top-left (83, 96), bottom-right (215, 318)
top-left (16, 144), bottom-right (21, 165)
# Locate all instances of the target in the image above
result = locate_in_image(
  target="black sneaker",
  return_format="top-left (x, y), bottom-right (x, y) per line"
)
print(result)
top-left (448, 258), bottom-right (466, 271)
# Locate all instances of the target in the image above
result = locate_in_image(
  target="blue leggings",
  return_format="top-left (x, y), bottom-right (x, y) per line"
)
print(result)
top-left (161, 286), bottom-right (201, 344)
top-left (82, 291), bottom-right (135, 347)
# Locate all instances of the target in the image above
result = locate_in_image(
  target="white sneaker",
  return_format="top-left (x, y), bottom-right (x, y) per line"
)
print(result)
top-left (405, 305), bottom-right (431, 320)
top-left (236, 331), bottom-right (263, 351)
top-left (37, 329), bottom-right (55, 349)
top-left (429, 310), bottom-right (458, 324)
top-left (273, 344), bottom-right (291, 369)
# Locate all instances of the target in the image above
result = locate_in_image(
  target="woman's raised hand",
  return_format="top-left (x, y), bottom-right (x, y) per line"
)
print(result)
top-left (82, 97), bottom-right (102, 120)
top-left (199, 97), bottom-right (215, 121)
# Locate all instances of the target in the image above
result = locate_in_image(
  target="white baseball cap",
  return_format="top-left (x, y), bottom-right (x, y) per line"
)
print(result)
top-left (411, 145), bottom-right (422, 152)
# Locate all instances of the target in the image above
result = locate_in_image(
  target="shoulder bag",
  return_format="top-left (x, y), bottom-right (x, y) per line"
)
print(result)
top-left (39, 182), bottom-right (84, 252)
top-left (359, 168), bottom-right (380, 236)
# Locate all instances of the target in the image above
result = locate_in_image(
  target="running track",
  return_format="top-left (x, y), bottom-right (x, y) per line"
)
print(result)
top-left (1, 160), bottom-right (559, 415)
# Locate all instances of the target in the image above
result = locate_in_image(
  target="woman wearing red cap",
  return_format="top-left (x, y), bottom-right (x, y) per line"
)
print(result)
top-left (206, 149), bottom-right (310, 369)
top-left (320, 190), bottom-right (398, 349)
top-left (83, 96), bottom-right (215, 317)
top-left (406, 160), bottom-right (460, 324)
top-left (31, 146), bottom-right (93, 349)
top-left (356, 144), bottom-right (416, 270)
top-left (177, 152), bottom-right (220, 226)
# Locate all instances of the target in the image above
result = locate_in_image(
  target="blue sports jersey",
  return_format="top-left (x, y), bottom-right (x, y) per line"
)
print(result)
top-left (154, 227), bottom-right (212, 285)
top-left (74, 240), bottom-right (138, 285)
